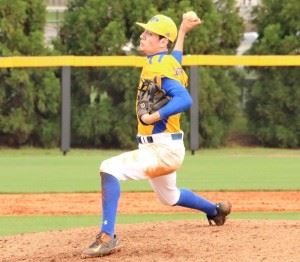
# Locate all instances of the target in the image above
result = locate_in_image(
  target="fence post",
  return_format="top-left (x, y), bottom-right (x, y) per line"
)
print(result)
top-left (189, 66), bottom-right (199, 155)
top-left (61, 66), bottom-right (71, 155)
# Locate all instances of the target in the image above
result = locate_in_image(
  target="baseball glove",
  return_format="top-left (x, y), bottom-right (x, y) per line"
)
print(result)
top-left (137, 79), bottom-right (170, 125)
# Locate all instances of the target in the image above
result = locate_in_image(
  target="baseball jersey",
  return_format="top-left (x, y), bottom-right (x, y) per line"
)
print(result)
top-left (137, 51), bottom-right (190, 136)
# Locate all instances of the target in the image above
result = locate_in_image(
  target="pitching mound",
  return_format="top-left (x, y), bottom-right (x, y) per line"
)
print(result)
top-left (1, 220), bottom-right (300, 262)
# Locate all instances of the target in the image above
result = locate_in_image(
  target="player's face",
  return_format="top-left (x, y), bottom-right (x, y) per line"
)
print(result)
top-left (139, 30), bottom-right (167, 55)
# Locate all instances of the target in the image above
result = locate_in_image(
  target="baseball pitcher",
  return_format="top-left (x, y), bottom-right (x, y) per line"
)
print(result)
top-left (82, 13), bottom-right (231, 259)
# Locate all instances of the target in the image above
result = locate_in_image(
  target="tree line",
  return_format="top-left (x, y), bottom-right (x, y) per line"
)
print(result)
top-left (0, 0), bottom-right (299, 148)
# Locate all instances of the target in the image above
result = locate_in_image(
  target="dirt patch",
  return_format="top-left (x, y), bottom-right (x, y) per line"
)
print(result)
top-left (1, 220), bottom-right (300, 262)
top-left (1, 192), bottom-right (300, 261)
top-left (0, 191), bottom-right (299, 216)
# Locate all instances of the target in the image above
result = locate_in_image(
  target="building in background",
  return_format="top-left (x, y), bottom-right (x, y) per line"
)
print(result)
top-left (236, 0), bottom-right (261, 32)
top-left (236, 0), bottom-right (261, 7)
top-left (44, 0), bottom-right (68, 45)
top-left (45, 0), bottom-right (68, 6)
top-left (235, 0), bottom-right (260, 54)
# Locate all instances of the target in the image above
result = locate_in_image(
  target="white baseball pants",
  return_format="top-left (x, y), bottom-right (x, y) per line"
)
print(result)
top-left (99, 132), bottom-right (185, 205)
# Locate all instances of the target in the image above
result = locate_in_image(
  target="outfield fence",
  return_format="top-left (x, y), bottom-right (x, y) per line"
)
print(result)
top-left (1, 55), bottom-right (299, 154)
top-left (1, 55), bottom-right (300, 68)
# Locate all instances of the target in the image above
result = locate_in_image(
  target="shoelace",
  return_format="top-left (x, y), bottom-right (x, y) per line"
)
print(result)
top-left (95, 232), bottom-right (114, 244)
top-left (94, 233), bottom-right (105, 244)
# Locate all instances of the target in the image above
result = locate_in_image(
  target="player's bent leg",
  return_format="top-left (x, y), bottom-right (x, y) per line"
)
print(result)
top-left (149, 172), bottom-right (181, 206)
top-left (175, 188), bottom-right (217, 215)
top-left (150, 174), bottom-right (232, 226)
top-left (175, 189), bottom-right (232, 226)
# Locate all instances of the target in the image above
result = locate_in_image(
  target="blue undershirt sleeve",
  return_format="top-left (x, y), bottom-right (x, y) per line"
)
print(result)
top-left (171, 50), bottom-right (183, 64)
top-left (158, 78), bottom-right (192, 119)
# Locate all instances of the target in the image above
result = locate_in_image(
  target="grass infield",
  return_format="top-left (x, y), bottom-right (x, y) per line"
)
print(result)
top-left (1, 212), bottom-right (299, 236)
top-left (0, 147), bottom-right (299, 193)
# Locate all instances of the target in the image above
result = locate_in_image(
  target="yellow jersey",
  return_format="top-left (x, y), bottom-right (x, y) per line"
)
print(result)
top-left (137, 52), bottom-right (188, 135)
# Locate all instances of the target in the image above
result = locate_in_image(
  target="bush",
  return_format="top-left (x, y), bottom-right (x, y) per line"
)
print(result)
top-left (0, 0), bottom-right (60, 147)
top-left (246, 68), bottom-right (300, 147)
top-left (198, 68), bottom-right (240, 147)
top-left (247, 0), bottom-right (300, 147)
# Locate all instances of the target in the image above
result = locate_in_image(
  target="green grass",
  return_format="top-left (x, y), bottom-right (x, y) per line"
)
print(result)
top-left (1, 148), bottom-right (299, 237)
top-left (0, 147), bottom-right (299, 193)
top-left (1, 212), bottom-right (299, 236)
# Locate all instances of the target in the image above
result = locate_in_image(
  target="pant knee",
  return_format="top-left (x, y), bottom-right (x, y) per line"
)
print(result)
top-left (99, 160), bottom-right (119, 180)
top-left (99, 159), bottom-right (109, 174)
top-left (156, 189), bottom-right (180, 206)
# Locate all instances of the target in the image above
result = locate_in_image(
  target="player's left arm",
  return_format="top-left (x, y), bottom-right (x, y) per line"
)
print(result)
top-left (140, 78), bottom-right (192, 125)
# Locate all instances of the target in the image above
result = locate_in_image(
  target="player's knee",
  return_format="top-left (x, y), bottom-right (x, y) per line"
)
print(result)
top-left (99, 159), bottom-right (117, 178)
top-left (99, 160), bottom-right (107, 175)
top-left (156, 190), bottom-right (180, 206)
top-left (99, 158), bottom-right (114, 173)
top-left (158, 198), bottom-right (175, 206)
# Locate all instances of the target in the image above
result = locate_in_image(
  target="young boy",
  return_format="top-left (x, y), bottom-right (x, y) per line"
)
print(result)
top-left (81, 13), bottom-right (231, 259)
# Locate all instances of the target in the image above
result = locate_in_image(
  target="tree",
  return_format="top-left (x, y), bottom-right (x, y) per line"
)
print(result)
top-left (0, 0), bottom-right (60, 147)
top-left (56, 0), bottom-right (243, 148)
top-left (246, 0), bottom-right (300, 147)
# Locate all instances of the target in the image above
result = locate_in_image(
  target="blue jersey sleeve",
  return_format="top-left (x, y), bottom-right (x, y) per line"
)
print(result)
top-left (158, 78), bottom-right (192, 119)
top-left (171, 50), bottom-right (183, 64)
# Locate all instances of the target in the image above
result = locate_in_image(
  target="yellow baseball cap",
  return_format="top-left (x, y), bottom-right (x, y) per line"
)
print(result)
top-left (136, 14), bottom-right (177, 42)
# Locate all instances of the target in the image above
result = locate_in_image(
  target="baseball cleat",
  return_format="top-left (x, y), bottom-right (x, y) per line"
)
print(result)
top-left (81, 232), bottom-right (121, 259)
top-left (207, 201), bottom-right (232, 226)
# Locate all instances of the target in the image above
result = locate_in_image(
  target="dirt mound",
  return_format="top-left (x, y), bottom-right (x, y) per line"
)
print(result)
top-left (1, 192), bottom-right (300, 261)
top-left (1, 220), bottom-right (300, 262)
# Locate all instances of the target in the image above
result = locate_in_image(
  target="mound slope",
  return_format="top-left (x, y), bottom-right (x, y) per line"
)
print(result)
top-left (1, 220), bottom-right (300, 262)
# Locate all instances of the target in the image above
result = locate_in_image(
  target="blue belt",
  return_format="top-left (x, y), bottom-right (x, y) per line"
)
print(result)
top-left (136, 132), bottom-right (183, 144)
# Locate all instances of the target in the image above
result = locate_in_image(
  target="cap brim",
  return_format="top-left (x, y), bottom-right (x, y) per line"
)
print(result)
top-left (135, 21), bottom-right (175, 42)
top-left (136, 22), bottom-right (162, 37)
top-left (135, 22), bottom-right (146, 27)
top-left (136, 22), bottom-right (148, 29)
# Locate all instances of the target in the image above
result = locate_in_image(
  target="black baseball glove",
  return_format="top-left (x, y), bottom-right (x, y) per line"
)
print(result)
top-left (137, 79), bottom-right (170, 125)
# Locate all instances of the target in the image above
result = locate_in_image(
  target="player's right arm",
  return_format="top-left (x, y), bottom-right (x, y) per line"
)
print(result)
top-left (140, 77), bottom-right (192, 125)
top-left (172, 15), bottom-right (202, 63)
top-left (158, 77), bottom-right (192, 119)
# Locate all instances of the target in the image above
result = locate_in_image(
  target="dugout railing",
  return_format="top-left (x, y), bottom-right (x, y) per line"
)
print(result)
top-left (1, 55), bottom-right (299, 154)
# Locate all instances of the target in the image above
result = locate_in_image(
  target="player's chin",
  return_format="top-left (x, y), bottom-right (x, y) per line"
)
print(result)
top-left (137, 45), bottom-right (146, 54)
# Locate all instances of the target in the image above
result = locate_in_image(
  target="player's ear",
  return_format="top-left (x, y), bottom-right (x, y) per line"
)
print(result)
top-left (159, 37), bottom-right (169, 48)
